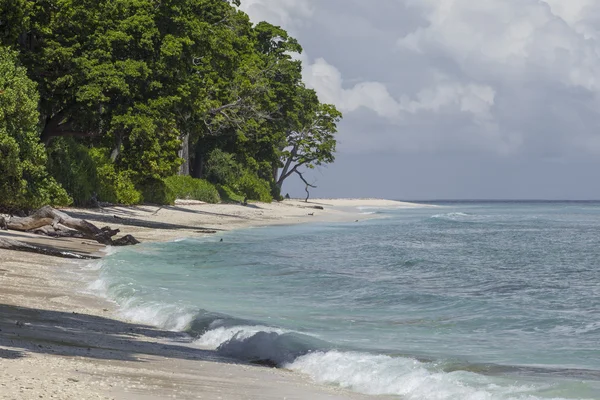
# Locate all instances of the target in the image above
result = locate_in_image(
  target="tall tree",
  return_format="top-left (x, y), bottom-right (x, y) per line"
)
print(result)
top-left (0, 46), bottom-right (70, 211)
top-left (276, 88), bottom-right (341, 191)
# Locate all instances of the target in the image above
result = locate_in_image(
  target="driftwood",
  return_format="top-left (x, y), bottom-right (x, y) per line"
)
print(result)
top-left (0, 206), bottom-right (136, 246)
top-left (30, 225), bottom-right (85, 238)
top-left (0, 237), bottom-right (100, 260)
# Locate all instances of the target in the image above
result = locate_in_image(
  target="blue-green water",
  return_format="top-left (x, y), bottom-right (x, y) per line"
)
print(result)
top-left (89, 202), bottom-right (600, 399)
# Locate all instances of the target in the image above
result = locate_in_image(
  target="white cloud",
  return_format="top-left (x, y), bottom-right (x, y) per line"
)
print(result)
top-left (542, 0), bottom-right (600, 39)
top-left (399, 0), bottom-right (600, 91)
top-left (240, 0), bottom-right (600, 160)
top-left (303, 58), bottom-right (496, 121)
top-left (238, 0), bottom-right (313, 30)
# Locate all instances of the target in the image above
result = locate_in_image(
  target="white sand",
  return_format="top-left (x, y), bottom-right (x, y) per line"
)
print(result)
top-left (0, 199), bottom-right (422, 399)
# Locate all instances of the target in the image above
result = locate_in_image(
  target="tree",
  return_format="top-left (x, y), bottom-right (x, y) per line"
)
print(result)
top-left (2, 0), bottom-right (256, 182)
top-left (276, 88), bottom-right (342, 193)
top-left (0, 1), bottom-right (344, 205)
top-left (0, 46), bottom-right (70, 211)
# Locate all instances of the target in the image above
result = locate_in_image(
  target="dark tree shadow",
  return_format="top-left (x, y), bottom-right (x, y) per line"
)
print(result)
top-left (0, 303), bottom-right (237, 365)
top-left (164, 205), bottom-right (254, 219)
top-left (64, 210), bottom-right (223, 232)
top-left (0, 347), bottom-right (24, 359)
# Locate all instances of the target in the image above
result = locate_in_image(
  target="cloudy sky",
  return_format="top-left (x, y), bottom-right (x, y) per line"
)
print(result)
top-left (240, 0), bottom-right (600, 200)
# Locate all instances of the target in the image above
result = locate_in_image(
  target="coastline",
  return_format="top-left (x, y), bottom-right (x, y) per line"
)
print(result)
top-left (0, 199), bottom-right (416, 400)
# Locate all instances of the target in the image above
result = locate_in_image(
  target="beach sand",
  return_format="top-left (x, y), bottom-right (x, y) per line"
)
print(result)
top-left (0, 199), bottom-right (417, 399)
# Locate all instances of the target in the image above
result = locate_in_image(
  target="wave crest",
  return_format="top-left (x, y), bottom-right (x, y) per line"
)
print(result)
top-left (287, 351), bottom-right (560, 399)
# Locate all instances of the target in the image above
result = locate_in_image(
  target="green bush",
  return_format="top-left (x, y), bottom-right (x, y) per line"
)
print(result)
top-left (164, 175), bottom-right (220, 203)
top-left (232, 171), bottom-right (273, 203)
top-left (46, 138), bottom-right (98, 205)
top-left (89, 149), bottom-right (142, 205)
top-left (47, 141), bottom-right (143, 206)
top-left (96, 166), bottom-right (143, 205)
top-left (138, 178), bottom-right (176, 205)
top-left (216, 185), bottom-right (245, 203)
top-left (204, 149), bottom-right (241, 186)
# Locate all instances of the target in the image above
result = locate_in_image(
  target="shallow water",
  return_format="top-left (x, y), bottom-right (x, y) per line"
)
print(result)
top-left (88, 202), bottom-right (600, 399)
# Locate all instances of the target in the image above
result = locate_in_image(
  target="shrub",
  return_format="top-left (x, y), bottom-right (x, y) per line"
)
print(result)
top-left (89, 149), bottom-right (142, 205)
top-left (232, 171), bottom-right (272, 203)
top-left (138, 178), bottom-right (176, 205)
top-left (46, 138), bottom-right (98, 205)
top-left (47, 141), bottom-right (143, 206)
top-left (164, 175), bottom-right (220, 203)
top-left (270, 181), bottom-right (283, 201)
top-left (204, 149), bottom-right (241, 186)
top-left (216, 185), bottom-right (245, 203)
top-left (96, 166), bottom-right (143, 205)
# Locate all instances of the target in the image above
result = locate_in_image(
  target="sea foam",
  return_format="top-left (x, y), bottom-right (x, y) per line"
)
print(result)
top-left (287, 351), bottom-right (566, 400)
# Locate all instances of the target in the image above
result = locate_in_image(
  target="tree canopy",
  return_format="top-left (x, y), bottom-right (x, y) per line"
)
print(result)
top-left (0, 46), bottom-right (70, 212)
top-left (0, 0), bottom-right (342, 208)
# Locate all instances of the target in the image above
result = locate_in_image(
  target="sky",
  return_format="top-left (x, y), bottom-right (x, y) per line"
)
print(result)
top-left (240, 0), bottom-right (600, 200)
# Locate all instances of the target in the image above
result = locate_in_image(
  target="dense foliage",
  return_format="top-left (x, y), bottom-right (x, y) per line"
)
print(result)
top-left (0, 47), bottom-right (70, 211)
top-left (0, 0), bottom-right (341, 209)
top-left (164, 176), bottom-right (220, 204)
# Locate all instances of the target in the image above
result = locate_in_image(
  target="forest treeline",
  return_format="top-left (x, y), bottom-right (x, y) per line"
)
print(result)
top-left (0, 0), bottom-right (341, 211)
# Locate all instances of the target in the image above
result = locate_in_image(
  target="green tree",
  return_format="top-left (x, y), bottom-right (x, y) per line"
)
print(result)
top-left (2, 0), bottom-right (261, 182)
top-left (0, 46), bottom-right (70, 211)
top-left (1, 0), bottom-right (343, 205)
top-left (276, 88), bottom-right (342, 191)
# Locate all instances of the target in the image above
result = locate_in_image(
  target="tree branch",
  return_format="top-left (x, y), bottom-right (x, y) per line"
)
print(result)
top-left (295, 169), bottom-right (316, 203)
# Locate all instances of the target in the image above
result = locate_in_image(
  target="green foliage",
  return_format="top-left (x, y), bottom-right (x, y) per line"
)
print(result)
top-left (1, 1), bottom-right (342, 207)
top-left (90, 149), bottom-right (142, 205)
top-left (47, 140), bottom-right (143, 205)
top-left (138, 178), bottom-right (176, 205)
top-left (276, 88), bottom-right (342, 189)
top-left (0, 46), bottom-right (70, 211)
top-left (203, 149), bottom-right (271, 202)
top-left (46, 138), bottom-right (98, 205)
top-left (204, 149), bottom-right (241, 186)
top-left (164, 175), bottom-right (220, 204)
top-left (232, 171), bottom-right (272, 203)
top-left (100, 168), bottom-right (142, 205)
top-left (216, 185), bottom-right (245, 204)
top-left (270, 181), bottom-right (283, 201)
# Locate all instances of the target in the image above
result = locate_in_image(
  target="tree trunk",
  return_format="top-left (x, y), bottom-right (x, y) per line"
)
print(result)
top-left (0, 206), bottom-right (139, 246)
top-left (277, 145), bottom-right (298, 188)
top-left (178, 132), bottom-right (190, 176)
top-left (0, 238), bottom-right (100, 260)
top-left (191, 144), bottom-right (204, 179)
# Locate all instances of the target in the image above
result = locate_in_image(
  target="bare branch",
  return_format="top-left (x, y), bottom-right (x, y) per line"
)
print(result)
top-left (295, 170), bottom-right (316, 202)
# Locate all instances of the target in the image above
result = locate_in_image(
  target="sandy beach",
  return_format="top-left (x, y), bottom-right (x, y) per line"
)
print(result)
top-left (0, 199), bottom-right (417, 400)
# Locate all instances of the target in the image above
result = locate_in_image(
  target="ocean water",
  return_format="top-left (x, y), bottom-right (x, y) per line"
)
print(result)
top-left (87, 202), bottom-right (600, 399)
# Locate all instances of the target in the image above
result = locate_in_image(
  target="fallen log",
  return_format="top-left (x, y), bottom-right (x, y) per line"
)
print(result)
top-left (30, 225), bottom-right (85, 239)
top-left (0, 238), bottom-right (100, 260)
top-left (0, 206), bottom-right (138, 246)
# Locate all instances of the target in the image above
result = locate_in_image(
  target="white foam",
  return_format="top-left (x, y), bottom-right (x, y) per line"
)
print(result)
top-left (194, 325), bottom-right (285, 348)
top-left (431, 212), bottom-right (470, 219)
top-left (119, 301), bottom-right (195, 331)
top-left (87, 277), bottom-right (110, 293)
top-left (286, 351), bottom-right (565, 400)
top-left (99, 245), bottom-right (119, 256)
top-left (86, 274), bottom-right (195, 332)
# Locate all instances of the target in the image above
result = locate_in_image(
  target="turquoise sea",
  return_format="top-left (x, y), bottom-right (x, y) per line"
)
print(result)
top-left (87, 202), bottom-right (600, 399)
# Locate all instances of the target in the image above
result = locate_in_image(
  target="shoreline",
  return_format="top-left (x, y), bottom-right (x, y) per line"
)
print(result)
top-left (0, 199), bottom-right (420, 399)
